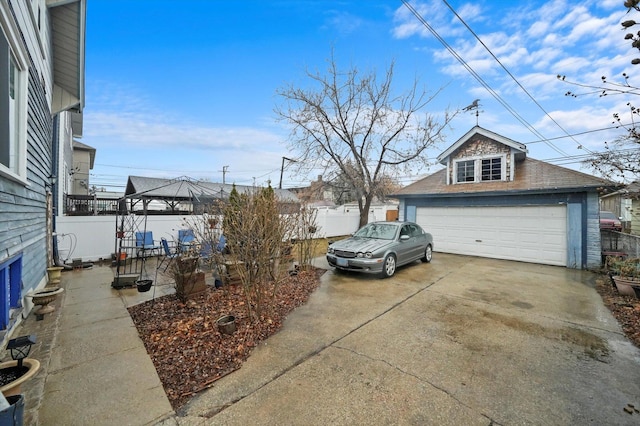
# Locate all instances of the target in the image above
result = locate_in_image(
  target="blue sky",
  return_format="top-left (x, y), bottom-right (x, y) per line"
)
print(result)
top-left (83, 0), bottom-right (633, 191)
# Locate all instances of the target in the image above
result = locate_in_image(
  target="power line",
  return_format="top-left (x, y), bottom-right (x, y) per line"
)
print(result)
top-left (523, 123), bottom-right (633, 144)
top-left (401, 1), bottom-right (569, 157)
top-left (441, 0), bottom-right (593, 155)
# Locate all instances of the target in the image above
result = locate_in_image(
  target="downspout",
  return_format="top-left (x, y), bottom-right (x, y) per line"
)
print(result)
top-left (51, 114), bottom-right (62, 267)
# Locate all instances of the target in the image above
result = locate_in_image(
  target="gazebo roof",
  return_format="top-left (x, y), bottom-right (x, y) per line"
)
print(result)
top-left (123, 176), bottom-right (299, 203)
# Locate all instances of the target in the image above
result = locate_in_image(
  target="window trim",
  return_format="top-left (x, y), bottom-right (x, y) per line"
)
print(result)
top-left (0, 3), bottom-right (29, 185)
top-left (0, 253), bottom-right (23, 329)
top-left (454, 159), bottom-right (476, 183)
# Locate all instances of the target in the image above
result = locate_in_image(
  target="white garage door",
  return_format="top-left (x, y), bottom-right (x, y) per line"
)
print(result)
top-left (416, 205), bottom-right (567, 266)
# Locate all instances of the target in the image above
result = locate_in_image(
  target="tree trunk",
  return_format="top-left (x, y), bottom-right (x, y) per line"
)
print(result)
top-left (358, 196), bottom-right (374, 228)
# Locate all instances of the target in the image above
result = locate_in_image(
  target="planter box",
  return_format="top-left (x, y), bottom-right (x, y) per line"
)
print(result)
top-left (175, 271), bottom-right (207, 300)
top-left (221, 261), bottom-right (244, 286)
top-left (176, 257), bottom-right (199, 274)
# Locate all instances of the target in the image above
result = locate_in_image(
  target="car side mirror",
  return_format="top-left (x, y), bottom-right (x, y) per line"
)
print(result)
top-left (400, 235), bottom-right (410, 241)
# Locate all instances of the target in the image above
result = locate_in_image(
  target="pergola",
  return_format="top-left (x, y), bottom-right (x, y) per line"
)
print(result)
top-left (112, 176), bottom-right (299, 287)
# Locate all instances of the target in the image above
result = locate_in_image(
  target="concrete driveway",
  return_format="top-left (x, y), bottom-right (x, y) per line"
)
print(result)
top-left (172, 253), bottom-right (640, 425)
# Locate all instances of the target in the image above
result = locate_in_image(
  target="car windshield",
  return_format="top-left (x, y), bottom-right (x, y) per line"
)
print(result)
top-left (600, 211), bottom-right (618, 220)
top-left (353, 223), bottom-right (398, 240)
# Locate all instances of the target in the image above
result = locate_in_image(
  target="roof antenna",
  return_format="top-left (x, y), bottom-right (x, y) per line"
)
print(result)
top-left (462, 99), bottom-right (482, 126)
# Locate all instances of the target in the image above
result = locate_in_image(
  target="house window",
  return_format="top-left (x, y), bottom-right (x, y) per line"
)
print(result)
top-left (456, 160), bottom-right (475, 183)
top-left (481, 158), bottom-right (502, 181)
top-left (454, 156), bottom-right (505, 183)
top-left (0, 26), bottom-right (27, 181)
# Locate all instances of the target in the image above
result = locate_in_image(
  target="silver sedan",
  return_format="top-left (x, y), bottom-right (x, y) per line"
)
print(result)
top-left (326, 221), bottom-right (433, 278)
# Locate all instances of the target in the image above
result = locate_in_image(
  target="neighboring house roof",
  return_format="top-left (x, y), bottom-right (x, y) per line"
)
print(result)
top-left (124, 176), bottom-right (299, 203)
top-left (72, 140), bottom-right (95, 168)
top-left (437, 126), bottom-right (527, 165)
top-left (600, 181), bottom-right (640, 199)
top-left (308, 200), bottom-right (336, 208)
top-left (394, 157), bottom-right (616, 198)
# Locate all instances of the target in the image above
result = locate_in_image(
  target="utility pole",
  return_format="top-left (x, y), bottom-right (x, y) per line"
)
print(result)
top-left (221, 165), bottom-right (229, 184)
top-left (279, 156), bottom-right (296, 189)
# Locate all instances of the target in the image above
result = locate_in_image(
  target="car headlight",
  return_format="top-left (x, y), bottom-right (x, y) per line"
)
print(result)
top-left (327, 247), bottom-right (334, 254)
top-left (356, 252), bottom-right (373, 258)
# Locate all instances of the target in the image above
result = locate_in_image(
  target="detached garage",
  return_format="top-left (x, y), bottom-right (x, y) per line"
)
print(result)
top-left (394, 126), bottom-right (616, 269)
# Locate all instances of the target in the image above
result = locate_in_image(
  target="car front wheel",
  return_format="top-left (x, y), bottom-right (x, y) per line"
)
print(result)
top-left (382, 254), bottom-right (396, 278)
top-left (421, 244), bottom-right (432, 263)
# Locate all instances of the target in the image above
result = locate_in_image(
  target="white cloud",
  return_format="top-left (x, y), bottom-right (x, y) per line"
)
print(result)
top-left (85, 111), bottom-right (282, 151)
top-left (322, 10), bottom-right (364, 35)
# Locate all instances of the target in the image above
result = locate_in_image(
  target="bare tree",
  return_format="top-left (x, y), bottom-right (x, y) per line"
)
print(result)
top-left (275, 53), bottom-right (455, 227)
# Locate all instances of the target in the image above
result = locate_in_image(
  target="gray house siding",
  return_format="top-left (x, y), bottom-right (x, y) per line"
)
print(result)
top-left (0, 43), bottom-right (53, 329)
top-left (401, 190), bottom-right (600, 270)
top-left (585, 191), bottom-right (602, 269)
top-left (0, 8), bottom-right (53, 329)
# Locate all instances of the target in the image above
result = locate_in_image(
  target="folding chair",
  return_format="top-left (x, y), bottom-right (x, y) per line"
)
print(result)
top-left (216, 234), bottom-right (227, 253)
top-left (135, 231), bottom-right (162, 258)
top-left (158, 237), bottom-right (180, 272)
top-left (178, 229), bottom-right (195, 253)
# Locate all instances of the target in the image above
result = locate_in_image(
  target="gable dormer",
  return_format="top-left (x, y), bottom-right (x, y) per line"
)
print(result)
top-left (437, 126), bottom-right (527, 185)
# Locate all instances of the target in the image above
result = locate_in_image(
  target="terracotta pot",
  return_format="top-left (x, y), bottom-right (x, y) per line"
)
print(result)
top-left (0, 358), bottom-right (40, 397)
top-left (612, 276), bottom-right (640, 297)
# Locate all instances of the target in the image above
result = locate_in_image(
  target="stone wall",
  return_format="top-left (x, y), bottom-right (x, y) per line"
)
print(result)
top-left (447, 135), bottom-right (512, 183)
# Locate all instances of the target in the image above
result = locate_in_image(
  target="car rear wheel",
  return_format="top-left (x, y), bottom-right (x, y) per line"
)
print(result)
top-left (382, 254), bottom-right (396, 278)
top-left (421, 244), bottom-right (432, 263)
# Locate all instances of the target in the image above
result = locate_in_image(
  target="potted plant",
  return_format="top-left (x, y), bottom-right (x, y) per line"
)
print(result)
top-left (0, 335), bottom-right (40, 397)
top-left (608, 257), bottom-right (640, 298)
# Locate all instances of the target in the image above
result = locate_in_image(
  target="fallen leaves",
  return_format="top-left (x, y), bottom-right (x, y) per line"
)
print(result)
top-left (595, 276), bottom-right (640, 349)
top-left (127, 269), bottom-right (323, 410)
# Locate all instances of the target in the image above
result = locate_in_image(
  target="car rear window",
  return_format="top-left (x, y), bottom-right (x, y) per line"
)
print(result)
top-left (600, 212), bottom-right (617, 220)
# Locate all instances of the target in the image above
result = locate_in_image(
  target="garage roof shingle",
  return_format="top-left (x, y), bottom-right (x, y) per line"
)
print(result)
top-left (395, 157), bottom-right (616, 197)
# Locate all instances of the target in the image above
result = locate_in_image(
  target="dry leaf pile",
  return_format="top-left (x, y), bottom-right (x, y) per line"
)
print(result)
top-left (596, 276), bottom-right (640, 348)
top-left (128, 269), bottom-right (324, 409)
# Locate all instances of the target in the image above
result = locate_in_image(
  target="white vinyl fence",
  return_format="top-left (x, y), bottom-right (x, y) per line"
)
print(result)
top-left (55, 205), bottom-right (397, 262)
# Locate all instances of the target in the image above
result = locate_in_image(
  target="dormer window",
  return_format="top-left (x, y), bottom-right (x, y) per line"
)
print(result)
top-left (481, 158), bottom-right (501, 181)
top-left (456, 160), bottom-right (475, 182)
top-left (454, 156), bottom-right (505, 184)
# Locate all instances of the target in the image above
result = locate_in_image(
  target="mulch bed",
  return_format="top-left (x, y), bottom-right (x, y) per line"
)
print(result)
top-left (595, 275), bottom-right (640, 349)
top-left (128, 268), bottom-right (324, 409)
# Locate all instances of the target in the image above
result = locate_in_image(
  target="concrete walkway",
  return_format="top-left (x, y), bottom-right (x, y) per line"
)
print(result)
top-left (6, 254), bottom-right (640, 425)
top-left (9, 262), bottom-right (176, 425)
